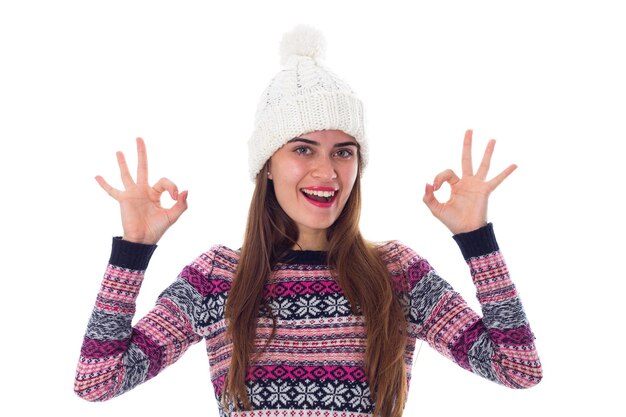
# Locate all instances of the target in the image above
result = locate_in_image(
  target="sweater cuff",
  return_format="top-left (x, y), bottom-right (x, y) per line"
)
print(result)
top-left (452, 223), bottom-right (499, 260)
top-left (109, 237), bottom-right (157, 270)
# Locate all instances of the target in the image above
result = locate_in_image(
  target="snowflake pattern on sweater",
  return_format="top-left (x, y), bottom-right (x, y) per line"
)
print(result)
top-left (74, 224), bottom-right (542, 417)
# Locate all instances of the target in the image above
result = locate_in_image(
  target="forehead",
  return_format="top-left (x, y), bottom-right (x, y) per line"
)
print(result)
top-left (297, 130), bottom-right (357, 144)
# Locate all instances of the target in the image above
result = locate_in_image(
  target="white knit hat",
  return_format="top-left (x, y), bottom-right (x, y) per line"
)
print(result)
top-left (247, 25), bottom-right (367, 180)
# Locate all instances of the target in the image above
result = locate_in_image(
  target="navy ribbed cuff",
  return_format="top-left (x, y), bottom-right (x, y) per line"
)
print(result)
top-left (452, 223), bottom-right (499, 260)
top-left (109, 237), bottom-right (157, 270)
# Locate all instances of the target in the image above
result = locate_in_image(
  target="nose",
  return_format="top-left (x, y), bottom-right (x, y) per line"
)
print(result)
top-left (311, 155), bottom-right (337, 180)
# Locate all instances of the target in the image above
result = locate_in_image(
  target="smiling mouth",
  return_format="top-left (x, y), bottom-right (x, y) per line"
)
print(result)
top-left (301, 188), bottom-right (338, 204)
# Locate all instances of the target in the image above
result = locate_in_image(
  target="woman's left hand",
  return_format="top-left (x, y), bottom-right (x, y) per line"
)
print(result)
top-left (422, 129), bottom-right (517, 235)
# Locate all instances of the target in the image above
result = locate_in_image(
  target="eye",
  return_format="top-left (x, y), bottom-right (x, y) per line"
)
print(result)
top-left (294, 146), bottom-right (313, 155)
top-left (334, 149), bottom-right (354, 159)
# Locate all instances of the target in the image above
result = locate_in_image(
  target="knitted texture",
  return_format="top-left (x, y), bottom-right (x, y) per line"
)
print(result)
top-left (248, 25), bottom-right (367, 180)
top-left (75, 228), bottom-right (542, 416)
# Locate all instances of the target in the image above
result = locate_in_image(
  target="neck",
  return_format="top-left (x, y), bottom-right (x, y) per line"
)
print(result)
top-left (293, 228), bottom-right (328, 251)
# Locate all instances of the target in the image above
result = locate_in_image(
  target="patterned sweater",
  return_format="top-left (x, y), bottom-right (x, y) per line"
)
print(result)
top-left (74, 224), bottom-right (542, 416)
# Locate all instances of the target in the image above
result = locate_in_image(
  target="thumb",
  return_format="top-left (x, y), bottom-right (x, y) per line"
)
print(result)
top-left (422, 183), bottom-right (440, 214)
top-left (167, 190), bottom-right (189, 223)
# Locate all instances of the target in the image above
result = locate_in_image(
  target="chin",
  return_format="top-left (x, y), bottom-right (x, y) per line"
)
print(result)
top-left (297, 216), bottom-right (339, 233)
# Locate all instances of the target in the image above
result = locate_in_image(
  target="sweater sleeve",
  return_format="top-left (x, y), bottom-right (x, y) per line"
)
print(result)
top-left (74, 238), bottom-right (212, 401)
top-left (397, 224), bottom-right (542, 388)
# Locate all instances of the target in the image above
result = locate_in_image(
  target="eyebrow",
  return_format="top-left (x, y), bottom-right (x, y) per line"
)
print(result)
top-left (288, 137), bottom-right (360, 148)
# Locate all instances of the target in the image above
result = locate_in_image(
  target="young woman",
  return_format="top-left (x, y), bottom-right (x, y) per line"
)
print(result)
top-left (74, 26), bottom-right (542, 417)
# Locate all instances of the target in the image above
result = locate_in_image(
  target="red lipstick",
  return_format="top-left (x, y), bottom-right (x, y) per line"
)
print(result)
top-left (300, 186), bottom-right (339, 208)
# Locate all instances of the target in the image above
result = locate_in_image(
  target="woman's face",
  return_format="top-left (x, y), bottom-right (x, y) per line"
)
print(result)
top-left (269, 130), bottom-right (359, 241)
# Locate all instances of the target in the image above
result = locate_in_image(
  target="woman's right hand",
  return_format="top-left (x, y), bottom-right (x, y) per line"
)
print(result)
top-left (95, 137), bottom-right (188, 245)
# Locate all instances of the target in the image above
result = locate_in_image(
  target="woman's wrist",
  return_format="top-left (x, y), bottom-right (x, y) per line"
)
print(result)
top-left (110, 237), bottom-right (158, 270)
top-left (452, 223), bottom-right (499, 260)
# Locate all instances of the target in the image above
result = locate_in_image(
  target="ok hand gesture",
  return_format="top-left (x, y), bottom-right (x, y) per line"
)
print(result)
top-left (95, 138), bottom-right (189, 245)
top-left (423, 129), bottom-right (516, 235)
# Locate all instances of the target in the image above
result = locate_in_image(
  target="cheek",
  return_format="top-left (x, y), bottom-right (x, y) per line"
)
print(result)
top-left (273, 159), bottom-right (309, 190)
top-left (271, 166), bottom-right (303, 204)
top-left (272, 177), bottom-right (294, 203)
top-left (341, 165), bottom-right (358, 195)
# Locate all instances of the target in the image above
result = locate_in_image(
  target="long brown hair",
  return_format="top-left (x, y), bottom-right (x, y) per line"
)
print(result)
top-left (223, 159), bottom-right (408, 417)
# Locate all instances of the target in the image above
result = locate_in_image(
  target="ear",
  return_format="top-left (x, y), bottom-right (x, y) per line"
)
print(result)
top-left (266, 160), bottom-right (273, 180)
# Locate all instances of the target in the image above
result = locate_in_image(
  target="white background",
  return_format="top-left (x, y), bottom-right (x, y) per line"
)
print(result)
top-left (1, 1), bottom-right (624, 415)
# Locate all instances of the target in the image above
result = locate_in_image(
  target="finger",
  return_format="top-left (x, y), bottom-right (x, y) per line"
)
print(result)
top-left (95, 175), bottom-right (120, 199)
top-left (116, 151), bottom-right (135, 189)
top-left (136, 137), bottom-right (149, 185)
top-left (488, 164), bottom-right (518, 190)
top-left (422, 183), bottom-right (442, 213)
top-left (461, 129), bottom-right (473, 176)
top-left (432, 169), bottom-right (460, 191)
top-left (476, 139), bottom-right (496, 180)
top-left (153, 177), bottom-right (179, 200)
top-left (166, 190), bottom-right (189, 223)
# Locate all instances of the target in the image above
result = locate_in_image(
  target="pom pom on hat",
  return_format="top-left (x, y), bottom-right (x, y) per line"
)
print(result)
top-left (248, 25), bottom-right (367, 181)
top-left (280, 25), bottom-right (326, 65)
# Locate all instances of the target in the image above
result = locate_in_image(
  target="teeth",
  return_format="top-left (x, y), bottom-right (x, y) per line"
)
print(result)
top-left (302, 189), bottom-right (336, 198)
